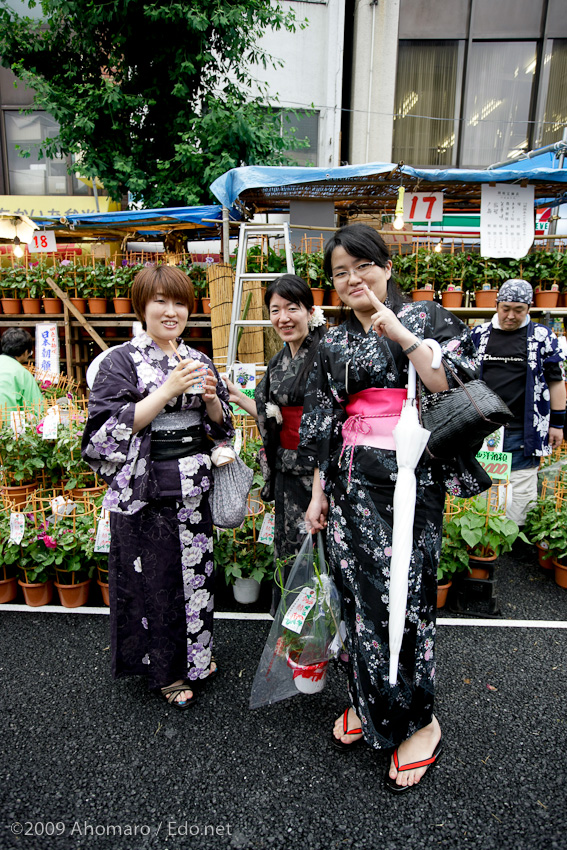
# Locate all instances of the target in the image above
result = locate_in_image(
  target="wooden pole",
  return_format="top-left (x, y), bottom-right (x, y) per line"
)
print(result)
top-left (44, 277), bottom-right (108, 350)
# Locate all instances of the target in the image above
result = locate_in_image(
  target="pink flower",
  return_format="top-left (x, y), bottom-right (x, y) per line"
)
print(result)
top-left (384, 546), bottom-right (392, 557)
top-left (42, 535), bottom-right (57, 549)
top-left (36, 422), bottom-right (44, 434)
top-left (60, 259), bottom-right (71, 266)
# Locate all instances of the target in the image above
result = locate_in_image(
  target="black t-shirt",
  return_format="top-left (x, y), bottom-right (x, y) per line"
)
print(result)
top-left (482, 325), bottom-right (563, 428)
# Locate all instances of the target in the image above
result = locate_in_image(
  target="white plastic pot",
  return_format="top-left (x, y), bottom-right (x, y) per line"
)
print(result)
top-left (233, 577), bottom-right (261, 604)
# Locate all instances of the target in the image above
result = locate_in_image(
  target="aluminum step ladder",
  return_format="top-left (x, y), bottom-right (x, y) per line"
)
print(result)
top-left (226, 222), bottom-right (295, 369)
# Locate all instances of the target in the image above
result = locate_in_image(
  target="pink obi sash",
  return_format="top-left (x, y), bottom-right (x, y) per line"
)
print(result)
top-left (340, 388), bottom-right (407, 485)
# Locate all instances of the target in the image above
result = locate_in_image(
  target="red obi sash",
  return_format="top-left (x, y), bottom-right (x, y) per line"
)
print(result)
top-left (280, 405), bottom-right (303, 451)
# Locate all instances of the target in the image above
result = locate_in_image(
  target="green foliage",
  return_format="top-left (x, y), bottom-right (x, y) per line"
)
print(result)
top-left (444, 496), bottom-right (521, 558)
top-left (292, 250), bottom-right (328, 288)
top-left (0, 0), bottom-right (306, 207)
top-left (238, 435), bottom-right (265, 490)
top-left (214, 512), bottom-right (274, 584)
top-left (438, 515), bottom-right (470, 581)
top-left (0, 512), bottom-right (20, 577)
top-left (0, 423), bottom-right (46, 485)
top-left (524, 497), bottom-right (567, 561)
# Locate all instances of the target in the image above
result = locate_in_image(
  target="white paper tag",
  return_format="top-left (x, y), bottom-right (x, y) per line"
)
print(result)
top-left (234, 429), bottom-right (243, 456)
top-left (282, 586), bottom-right (317, 634)
top-left (42, 412), bottom-right (59, 440)
top-left (94, 510), bottom-right (111, 553)
top-left (9, 410), bottom-right (26, 435)
top-left (258, 512), bottom-right (275, 545)
top-left (9, 512), bottom-right (25, 544)
top-left (51, 495), bottom-right (76, 517)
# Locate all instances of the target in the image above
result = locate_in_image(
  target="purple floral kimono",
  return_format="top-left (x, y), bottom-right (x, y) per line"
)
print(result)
top-left (82, 332), bottom-right (233, 691)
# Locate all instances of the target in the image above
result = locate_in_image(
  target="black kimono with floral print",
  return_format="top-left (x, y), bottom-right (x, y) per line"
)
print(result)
top-left (299, 301), bottom-right (489, 750)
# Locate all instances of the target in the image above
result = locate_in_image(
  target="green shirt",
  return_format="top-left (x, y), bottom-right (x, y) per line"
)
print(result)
top-left (0, 353), bottom-right (44, 414)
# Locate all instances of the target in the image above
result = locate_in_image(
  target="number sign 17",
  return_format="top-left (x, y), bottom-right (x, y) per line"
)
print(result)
top-left (404, 193), bottom-right (444, 222)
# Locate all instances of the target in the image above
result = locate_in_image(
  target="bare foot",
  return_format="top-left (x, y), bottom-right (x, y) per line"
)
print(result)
top-left (388, 715), bottom-right (441, 788)
top-left (332, 707), bottom-right (363, 746)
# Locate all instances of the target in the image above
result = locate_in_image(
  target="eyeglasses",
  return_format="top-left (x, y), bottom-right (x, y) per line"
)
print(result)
top-left (331, 261), bottom-right (376, 282)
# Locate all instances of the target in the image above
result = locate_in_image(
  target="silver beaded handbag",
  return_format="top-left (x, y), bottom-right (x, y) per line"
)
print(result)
top-left (211, 454), bottom-right (254, 528)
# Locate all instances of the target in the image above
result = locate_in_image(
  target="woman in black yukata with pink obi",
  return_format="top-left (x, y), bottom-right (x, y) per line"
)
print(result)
top-left (82, 265), bottom-right (233, 709)
top-left (302, 224), bottom-right (489, 792)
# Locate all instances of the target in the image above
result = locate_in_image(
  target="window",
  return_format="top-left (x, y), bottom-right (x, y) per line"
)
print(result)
top-left (536, 39), bottom-right (567, 147)
top-left (393, 41), bottom-right (462, 166)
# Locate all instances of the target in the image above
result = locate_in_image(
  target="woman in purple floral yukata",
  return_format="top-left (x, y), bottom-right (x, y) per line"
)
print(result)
top-left (82, 265), bottom-right (233, 709)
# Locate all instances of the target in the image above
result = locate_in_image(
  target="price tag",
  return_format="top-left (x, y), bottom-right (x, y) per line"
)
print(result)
top-left (9, 512), bottom-right (25, 544)
top-left (94, 511), bottom-right (111, 553)
top-left (404, 192), bottom-right (444, 222)
top-left (27, 230), bottom-right (57, 253)
top-left (282, 586), bottom-right (317, 634)
top-left (258, 512), bottom-right (275, 545)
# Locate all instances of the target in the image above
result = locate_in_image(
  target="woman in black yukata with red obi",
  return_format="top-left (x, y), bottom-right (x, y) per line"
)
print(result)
top-left (302, 224), bottom-right (489, 792)
top-left (82, 265), bottom-right (233, 709)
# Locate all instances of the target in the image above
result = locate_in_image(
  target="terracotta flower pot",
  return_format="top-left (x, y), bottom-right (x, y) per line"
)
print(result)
top-left (311, 288), bottom-right (325, 306)
top-left (112, 296), bottom-right (131, 314)
top-left (0, 481), bottom-right (38, 508)
top-left (42, 297), bottom-right (62, 314)
top-left (200, 296), bottom-right (211, 314)
top-left (327, 290), bottom-right (342, 307)
top-left (1, 298), bottom-right (22, 314)
top-left (87, 297), bottom-right (108, 314)
top-left (97, 579), bottom-right (110, 607)
top-left (70, 297), bottom-right (87, 314)
top-left (0, 576), bottom-right (18, 604)
top-left (412, 289), bottom-right (435, 301)
top-left (21, 297), bottom-right (41, 314)
top-left (18, 579), bottom-right (53, 607)
top-left (534, 290), bottom-right (559, 308)
top-left (436, 580), bottom-right (452, 609)
top-left (474, 289), bottom-right (498, 308)
top-left (441, 291), bottom-right (463, 308)
top-left (558, 293), bottom-right (567, 308)
top-left (55, 578), bottom-right (91, 608)
top-left (67, 483), bottom-right (106, 499)
top-left (552, 558), bottom-right (567, 589)
top-left (536, 542), bottom-right (553, 570)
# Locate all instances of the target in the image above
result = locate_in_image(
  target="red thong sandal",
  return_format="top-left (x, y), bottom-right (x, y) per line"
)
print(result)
top-left (385, 738), bottom-right (442, 793)
top-left (330, 708), bottom-right (364, 753)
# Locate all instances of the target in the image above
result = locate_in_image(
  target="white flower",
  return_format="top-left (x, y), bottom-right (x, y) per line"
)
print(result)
top-left (308, 305), bottom-right (326, 330)
top-left (133, 557), bottom-right (142, 573)
top-left (266, 402), bottom-right (283, 424)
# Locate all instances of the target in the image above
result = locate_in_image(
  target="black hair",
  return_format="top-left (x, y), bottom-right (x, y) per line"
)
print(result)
top-left (264, 274), bottom-right (314, 311)
top-left (323, 223), bottom-right (406, 312)
top-left (1, 328), bottom-right (34, 358)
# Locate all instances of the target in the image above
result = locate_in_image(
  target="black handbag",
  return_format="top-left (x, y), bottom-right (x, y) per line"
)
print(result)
top-left (418, 359), bottom-right (512, 460)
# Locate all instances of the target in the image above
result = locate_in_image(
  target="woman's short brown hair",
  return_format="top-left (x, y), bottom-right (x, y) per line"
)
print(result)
top-left (131, 265), bottom-right (195, 322)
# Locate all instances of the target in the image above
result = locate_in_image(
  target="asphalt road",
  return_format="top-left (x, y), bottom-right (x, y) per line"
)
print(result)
top-left (1, 547), bottom-right (566, 850)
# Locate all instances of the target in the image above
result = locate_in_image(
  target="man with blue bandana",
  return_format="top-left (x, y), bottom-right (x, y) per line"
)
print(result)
top-left (472, 279), bottom-right (566, 526)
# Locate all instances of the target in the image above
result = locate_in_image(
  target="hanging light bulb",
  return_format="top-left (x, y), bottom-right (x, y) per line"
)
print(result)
top-left (13, 236), bottom-right (24, 258)
top-left (434, 239), bottom-right (443, 253)
top-left (393, 185), bottom-right (405, 230)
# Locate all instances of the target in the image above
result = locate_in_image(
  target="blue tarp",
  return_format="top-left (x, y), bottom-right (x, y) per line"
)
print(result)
top-left (35, 204), bottom-right (240, 228)
top-left (210, 157), bottom-right (567, 209)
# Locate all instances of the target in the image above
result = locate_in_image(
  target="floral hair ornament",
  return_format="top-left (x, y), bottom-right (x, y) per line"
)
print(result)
top-left (307, 305), bottom-right (325, 331)
top-left (265, 402), bottom-right (283, 424)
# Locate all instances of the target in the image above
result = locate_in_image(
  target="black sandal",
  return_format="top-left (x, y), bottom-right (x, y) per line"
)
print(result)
top-left (160, 680), bottom-right (198, 710)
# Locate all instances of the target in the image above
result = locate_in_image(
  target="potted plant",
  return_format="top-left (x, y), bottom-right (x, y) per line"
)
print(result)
top-left (0, 510), bottom-right (21, 603)
top-left (111, 263), bottom-right (133, 313)
top-left (535, 500), bottom-right (567, 588)
top-left (216, 512), bottom-right (274, 603)
top-left (49, 421), bottom-right (106, 496)
top-left (83, 263), bottom-right (116, 313)
top-left (0, 421), bottom-right (45, 505)
top-left (438, 514), bottom-right (470, 606)
top-left (273, 553), bottom-right (341, 694)
top-left (523, 496), bottom-right (558, 569)
top-left (293, 250), bottom-right (327, 305)
top-left (0, 266), bottom-right (26, 314)
top-left (449, 495), bottom-right (523, 571)
top-left (18, 516), bottom-right (56, 606)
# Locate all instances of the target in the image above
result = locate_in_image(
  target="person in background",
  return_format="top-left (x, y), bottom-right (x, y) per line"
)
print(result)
top-left (302, 223), bottom-right (490, 792)
top-left (471, 279), bottom-right (565, 527)
top-left (225, 274), bottom-right (327, 612)
top-left (0, 328), bottom-right (43, 415)
top-left (82, 265), bottom-right (233, 709)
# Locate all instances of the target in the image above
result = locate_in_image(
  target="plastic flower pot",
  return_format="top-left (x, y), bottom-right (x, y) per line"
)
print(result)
top-left (21, 297), bottom-right (41, 314)
top-left (232, 577), bottom-right (261, 604)
top-left (42, 297), bottom-right (62, 314)
top-left (552, 558), bottom-right (567, 589)
top-left (87, 297), bottom-right (108, 314)
top-left (474, 289), bottom-right (498, 308)
top-left (55, 578), bottom-right (91, 608)
top-left (1, 298), bottom-right (22, 315)
top-left (0, 576), bottom-right (18, 604)
top-left (534, 290), bottom-right (559, 308)
top-left (0, 481), bottom-right (38, 508)
top-left (536, 542), bottom-right (553, 570)
top-left (412, 289), bottom-right (435, 301)
top-left (436, 580), bottom-right (452, 608)
top-left (18, 579), bottom-right (53, 607)
top-left (112, 297), bottom-right (131, 314)
top-left (441, 291), bottom-right (463, 308)
top-left (286, 653), bottom-right (328, 694)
